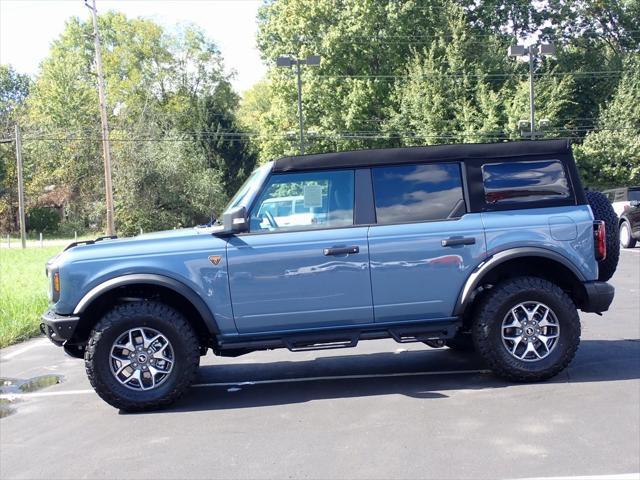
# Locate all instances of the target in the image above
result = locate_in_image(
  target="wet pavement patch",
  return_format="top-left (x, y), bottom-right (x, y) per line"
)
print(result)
top-left (1, 374), bottom-right (64, 394)
top-left (0, 375), bottom-right (64, 418)
top-left (0, 398), bottom-right (16, 418)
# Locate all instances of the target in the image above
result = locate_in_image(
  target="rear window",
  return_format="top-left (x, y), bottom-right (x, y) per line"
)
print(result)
top-left (372, 163), bottom-right (466, 224)
top-left (482, 160), bottom-right (570, 205)
top-left (628, 189), bottom-right (640, 202)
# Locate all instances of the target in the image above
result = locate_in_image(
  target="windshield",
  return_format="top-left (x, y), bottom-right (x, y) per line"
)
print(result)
top-left (223, 163), bottom-right (272, 213)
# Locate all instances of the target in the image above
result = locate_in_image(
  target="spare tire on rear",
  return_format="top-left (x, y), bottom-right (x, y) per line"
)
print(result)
top-left (586, 190), bottom-right (619, 281)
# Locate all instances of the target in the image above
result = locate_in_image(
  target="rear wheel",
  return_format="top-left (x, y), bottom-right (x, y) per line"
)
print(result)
top-left (620, 220), bottom-right (637, 249)
top-left (85, 301), bottom-right (200, 411)
top-left (473, 276), bottom-right (580, 382)
top-left (586, 190), bottom-right (619, 281)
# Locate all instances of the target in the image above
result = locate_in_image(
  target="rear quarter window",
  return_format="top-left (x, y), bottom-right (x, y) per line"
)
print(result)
top-left (482, 160), bottom-right (570, 205)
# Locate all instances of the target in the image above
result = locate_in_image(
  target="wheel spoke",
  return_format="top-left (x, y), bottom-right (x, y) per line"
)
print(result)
top-left (504, 308), bottom-right (522, 328)
top-left (509, 335), bottom-right (523, 354)
top-left (145, 334), bottom-right (161, 349)
top-left (150, 363), bottom-right (171, 374)
top-left (152, 342), bottom-right (170, 359)
top-left (538, 309), bottom-right (553, 328)
top-left (123, 368), bottom-right (141, 385)
top-left (115, 359), bottom-right (132, 376)
top-left (524, 341), bottom-right (541, 359)
top-left (536, 338), bottom-right (550, 353)
top-left (537, 333), bottom-right (557, 344)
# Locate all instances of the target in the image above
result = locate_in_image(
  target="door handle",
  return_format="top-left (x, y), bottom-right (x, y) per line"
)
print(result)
top-left (323, 246), bottom-right (360, 256)
top-left (441, 237), bottom-right (476, 247)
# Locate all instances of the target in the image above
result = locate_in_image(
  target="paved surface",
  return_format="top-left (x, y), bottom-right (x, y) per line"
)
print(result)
top-left (1, 249), bottom-right (639, 480)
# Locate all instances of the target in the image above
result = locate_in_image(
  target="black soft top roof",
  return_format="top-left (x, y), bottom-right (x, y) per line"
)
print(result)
top-left (272, 139), bottom-right (571, 172)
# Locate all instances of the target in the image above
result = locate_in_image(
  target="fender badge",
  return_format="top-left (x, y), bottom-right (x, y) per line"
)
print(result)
top-left (208, 255), bottom-right (222, 266)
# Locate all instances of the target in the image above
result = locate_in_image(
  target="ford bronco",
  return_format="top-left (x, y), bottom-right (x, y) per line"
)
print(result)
top-left (41, 140), bottom-right (619, 411)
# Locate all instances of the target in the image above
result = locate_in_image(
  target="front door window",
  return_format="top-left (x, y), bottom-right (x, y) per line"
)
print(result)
top-left (250, 170), bottom-right (354, 232)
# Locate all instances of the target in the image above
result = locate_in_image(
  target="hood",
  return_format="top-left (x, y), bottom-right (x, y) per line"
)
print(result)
top-left (50, 226), bottom-right (227, 268)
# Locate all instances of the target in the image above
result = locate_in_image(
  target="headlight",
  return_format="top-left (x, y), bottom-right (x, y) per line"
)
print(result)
top-left (47, 269), bottom-right (60, 303)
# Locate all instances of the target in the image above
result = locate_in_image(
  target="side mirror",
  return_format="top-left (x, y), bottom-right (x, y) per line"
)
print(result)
top-left (217, 206), bottom-right (248, 235)
top-left (630, 200), bottom-right (640, 208)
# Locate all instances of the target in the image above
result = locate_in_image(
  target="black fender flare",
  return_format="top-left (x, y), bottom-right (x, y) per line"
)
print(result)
top-left (453, 247), bottom-right (585, 316)
top-left (72, 273), bottom-right (219, 334)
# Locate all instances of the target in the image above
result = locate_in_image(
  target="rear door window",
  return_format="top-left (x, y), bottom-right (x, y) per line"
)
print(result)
top-left (372, 163), bottom-right (466, 224)
top-left (482, 160), bottom-right (570, 205)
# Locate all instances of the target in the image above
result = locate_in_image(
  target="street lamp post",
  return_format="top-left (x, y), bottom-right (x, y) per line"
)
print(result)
top-left (276, 54), bottom-right (321, 155)
top-left (508, 42), bottom-right (555, 139)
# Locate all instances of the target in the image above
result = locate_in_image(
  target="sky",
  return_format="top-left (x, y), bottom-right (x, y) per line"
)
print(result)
top-left (0, 0), bottom-right (267, 93)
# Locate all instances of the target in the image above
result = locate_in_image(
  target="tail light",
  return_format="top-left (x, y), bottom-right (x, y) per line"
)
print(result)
top-left (594, 220), bottom-right (606, 261)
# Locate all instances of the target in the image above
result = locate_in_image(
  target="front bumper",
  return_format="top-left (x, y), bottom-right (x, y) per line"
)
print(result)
top-left (581, 281), bottom-right (615, 313)
top-left (41, 310), bottom-right (80, 346)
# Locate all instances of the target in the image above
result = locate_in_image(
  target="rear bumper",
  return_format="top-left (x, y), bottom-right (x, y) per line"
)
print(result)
top-left (40, 310), bottom-right (80, 346)
top-left (581, 281), bottom-right (615, 313)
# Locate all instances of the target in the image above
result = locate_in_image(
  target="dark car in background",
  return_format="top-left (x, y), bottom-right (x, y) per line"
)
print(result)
top-left (603, 187), bottom-right (640, 248)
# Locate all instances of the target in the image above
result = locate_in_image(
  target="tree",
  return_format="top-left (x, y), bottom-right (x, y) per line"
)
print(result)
top-left (252, 0), bottom-right (461, 160)
top-left (0, 65), bottom-right (31, 232)
top-left (17, 13), bottom-right (254, 235)
top-left (0, 65), bottom-right (30, 130)
top-left (574, 55), bottom-right (640, 189)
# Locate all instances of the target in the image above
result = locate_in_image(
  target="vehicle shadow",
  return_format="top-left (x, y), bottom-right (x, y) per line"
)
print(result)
top-left (130, 339), bottom-right (640, 414)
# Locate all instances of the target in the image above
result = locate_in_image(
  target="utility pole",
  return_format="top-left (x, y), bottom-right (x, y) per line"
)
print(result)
top-left (15, 125), bottom-right (26, 249)
top-left (295, 61), bottom-right (305, 155)
top-left (508, 42), bottom-right (555, 139)
top-left (276, 54), bottom-right (321, 155)
top-left (86, 0), bottom-right (115, 235)
top-left (528, 48), bottom-right (536, 138)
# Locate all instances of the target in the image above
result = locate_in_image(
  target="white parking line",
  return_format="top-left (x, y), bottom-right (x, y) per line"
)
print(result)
top-left (0, 368), bottom-right (490, 400)
top-left (0, 339), bottom-right (49, 361)
top-left (515, 474), bottom-right (640, 480)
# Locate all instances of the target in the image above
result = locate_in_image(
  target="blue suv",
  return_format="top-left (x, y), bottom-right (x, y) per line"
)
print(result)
top-left (41, 140), bottom-right (618, 411)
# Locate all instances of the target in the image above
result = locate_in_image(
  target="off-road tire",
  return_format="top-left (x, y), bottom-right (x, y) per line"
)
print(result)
top-left (445, 332), bottom-right (475, 352)
top-left (620, 220), bottom-right (637, 249)
top-left (586, 190), bottom-right (619, 281)
top-left (472, 276), bottom-right (580, 382)
top-left (85, 301), bottom-right (200, 412)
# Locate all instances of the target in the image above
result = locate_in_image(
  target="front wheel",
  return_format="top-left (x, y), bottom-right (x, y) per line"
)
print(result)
top-left (85, 301), bottom-right (200, 411)
top-left (620, 220), bottom-right (637, 249)
top-left (473, 276), bottom-right (580, 382)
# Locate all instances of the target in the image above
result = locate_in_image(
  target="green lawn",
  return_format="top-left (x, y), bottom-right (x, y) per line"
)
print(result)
top-left (0, 246), bottom-right (63, 348)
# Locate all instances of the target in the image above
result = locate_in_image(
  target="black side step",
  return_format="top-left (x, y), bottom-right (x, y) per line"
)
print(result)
top-left (388, 324), bottom-right (457, 344)
top-left (216, 318), bottom-right (461, 354)
top-left (284, 333), bottom-right (359, 352)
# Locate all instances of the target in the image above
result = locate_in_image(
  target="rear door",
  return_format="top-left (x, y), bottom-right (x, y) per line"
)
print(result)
top-left (367, 162), bottom-right (486, 323)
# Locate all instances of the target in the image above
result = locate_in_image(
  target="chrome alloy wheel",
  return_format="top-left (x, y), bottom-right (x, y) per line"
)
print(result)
top-left (501, 302), bottom-right (560, 362)
top-left (110, 327), bottom-right (174, 391)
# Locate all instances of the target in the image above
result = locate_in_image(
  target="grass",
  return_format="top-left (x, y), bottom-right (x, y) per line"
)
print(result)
top-left (0, 246), bottom-right (64, 348)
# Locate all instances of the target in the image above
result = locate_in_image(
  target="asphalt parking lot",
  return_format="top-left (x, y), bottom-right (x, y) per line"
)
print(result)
top-left (1, 249), bottom-right (639, 480)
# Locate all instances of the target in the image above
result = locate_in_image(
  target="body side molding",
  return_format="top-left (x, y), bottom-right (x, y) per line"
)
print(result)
top-left (453, 247), bottom-right (586, 316)
top-left (73, 273), bottom-right (219, 333)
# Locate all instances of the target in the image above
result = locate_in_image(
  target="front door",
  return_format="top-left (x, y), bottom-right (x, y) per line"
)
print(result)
top-left (367, 162), bottom-right (486, 322)
top-left (226, 169), bottom-right (373, 333)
